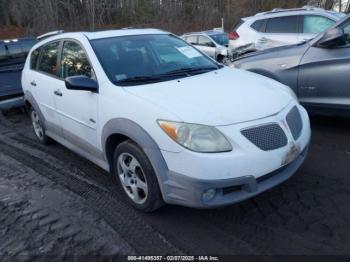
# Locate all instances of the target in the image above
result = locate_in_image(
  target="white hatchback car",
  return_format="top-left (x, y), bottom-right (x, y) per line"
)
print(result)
top-left (22, 29), bottom-right (311, 212)
top-left (229, 6), bottom-right (345, 52)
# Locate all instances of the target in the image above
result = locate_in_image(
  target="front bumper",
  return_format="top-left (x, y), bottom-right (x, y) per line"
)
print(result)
top-left (0, 96), bottom-right (25, 110)
top-left (158, 102), bottom-right (311, 208)
top-left (162, 146), bottom-right (308, 208)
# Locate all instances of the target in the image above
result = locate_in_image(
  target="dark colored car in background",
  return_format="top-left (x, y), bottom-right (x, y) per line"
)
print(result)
top-left (233, 14), bottom-right (350, 117)
top-left (0, 37), bottom-right (36, 114)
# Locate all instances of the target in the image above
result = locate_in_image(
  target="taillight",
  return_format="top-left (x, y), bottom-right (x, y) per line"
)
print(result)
top-left (228, 31), bottom-right (239, 40)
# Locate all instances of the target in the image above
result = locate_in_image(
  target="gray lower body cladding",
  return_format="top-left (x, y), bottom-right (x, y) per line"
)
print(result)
top-left (162, 146), bottom-right (309, 208)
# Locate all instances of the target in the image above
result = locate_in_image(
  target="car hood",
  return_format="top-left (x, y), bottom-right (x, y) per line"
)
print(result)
top-left (235, 41), bottom-right (308, 61)
top-left (123, 67), bottom-right (292, 126)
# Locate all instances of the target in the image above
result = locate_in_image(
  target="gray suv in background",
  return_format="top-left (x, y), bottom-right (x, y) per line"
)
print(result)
top-left (233, 15), bottom-right (350, 117)
top-left (182, 30), bottom-right (230, 62)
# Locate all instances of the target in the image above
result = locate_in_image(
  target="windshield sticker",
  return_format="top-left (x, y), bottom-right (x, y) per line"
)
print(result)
top-left (115, 74), bottom-right (127, 81)
top-left (177, 46), bottom-right (202, 58)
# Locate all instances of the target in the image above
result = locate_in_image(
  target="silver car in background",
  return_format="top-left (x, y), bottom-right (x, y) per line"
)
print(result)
top-left (182, 30), bottom-right (230, 63)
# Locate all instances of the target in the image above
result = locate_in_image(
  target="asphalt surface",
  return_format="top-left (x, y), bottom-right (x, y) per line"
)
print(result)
top-left (0, 110), bottom-right (350, 259)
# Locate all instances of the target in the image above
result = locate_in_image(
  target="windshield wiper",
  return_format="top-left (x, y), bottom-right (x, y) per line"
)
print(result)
top-left (114, 76), bottom-right (163, 85)
top-left (160, 66), bottom-right (219, 77)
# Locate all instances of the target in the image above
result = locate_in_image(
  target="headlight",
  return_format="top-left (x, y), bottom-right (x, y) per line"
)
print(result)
top-left (158, 120), bottom-right (232, 153)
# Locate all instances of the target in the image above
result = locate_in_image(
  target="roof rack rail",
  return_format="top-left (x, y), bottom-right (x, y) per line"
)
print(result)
top-left (255, 5), bottom-right (325, 16)
top-left (37, 30), bottom-right (65, 41)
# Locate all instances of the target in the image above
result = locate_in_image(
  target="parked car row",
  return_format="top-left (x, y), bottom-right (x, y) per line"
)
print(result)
top-left (229, 6), bottom-right (345, 52)
top-left (233, 13), bottom-right (350, 117)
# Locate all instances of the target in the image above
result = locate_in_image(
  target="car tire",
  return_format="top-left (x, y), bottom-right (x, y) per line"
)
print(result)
top-left (30, 107), bottom-right (50, 145)
top-left (113, 140), bottom-right (163, 212)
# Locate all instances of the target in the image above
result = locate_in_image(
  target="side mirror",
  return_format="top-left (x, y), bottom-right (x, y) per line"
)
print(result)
top-left (65, 75), bottom-right (98, 93)
top-left (317, 28), bottom-right (345, 48)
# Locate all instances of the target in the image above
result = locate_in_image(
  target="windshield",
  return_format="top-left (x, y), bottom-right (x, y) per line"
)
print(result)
top-left (210, 33), bottom-right (229, 46)
top-left (91, 34), bottom-right (220, 86)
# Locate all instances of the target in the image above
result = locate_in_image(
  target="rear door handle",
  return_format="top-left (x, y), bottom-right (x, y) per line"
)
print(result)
top-left (54, 90), bottom-right (63, 97)
top-left (30, 81), bottom-right (37, 87)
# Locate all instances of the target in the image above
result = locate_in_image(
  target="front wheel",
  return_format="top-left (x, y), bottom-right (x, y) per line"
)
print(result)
top-left (113, 141), bottom-right (163, 212)
top-left (30, 108), bottom-right (50, 145)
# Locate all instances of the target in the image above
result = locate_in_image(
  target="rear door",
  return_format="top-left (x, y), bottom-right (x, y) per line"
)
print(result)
top-left (29, 41), bottom-right (63, 134)
top-left (298, 21), bottom-right (350, 111)
top-left (259, 15), bottom-right (300, 49)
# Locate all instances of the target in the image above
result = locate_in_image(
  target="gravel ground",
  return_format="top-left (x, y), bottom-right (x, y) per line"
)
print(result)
top-left (0, 110), bottom-right (350, 260)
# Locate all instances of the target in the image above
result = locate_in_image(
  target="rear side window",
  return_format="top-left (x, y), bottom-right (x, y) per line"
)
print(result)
top-left (302, 15), bottom-right (335, 34)
top-left (30, 47), bottom-right (40, 70)
top-left (198, 36), bottom-right (214, 47)
top-left (37, 42), bottom-right (60, 76)
top-left (265, 16), bottom-right (298, 33)
top-left (186, 35), bottom-right (197, 45)
top-left (251, 19), bottom-right (266, 32)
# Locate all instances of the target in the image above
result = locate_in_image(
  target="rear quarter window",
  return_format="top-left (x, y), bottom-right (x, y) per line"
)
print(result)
top-left (251, 19), bottom-right (266, 32)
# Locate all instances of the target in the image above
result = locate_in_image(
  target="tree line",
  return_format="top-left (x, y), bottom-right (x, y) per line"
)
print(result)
top-left (0, 0), bottom-right (349, 38)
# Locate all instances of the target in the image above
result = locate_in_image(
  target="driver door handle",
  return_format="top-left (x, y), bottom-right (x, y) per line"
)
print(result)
top-left (30, 81), bottom-right (37, 87)
top-left (54, 89), bottom-right (63, 97)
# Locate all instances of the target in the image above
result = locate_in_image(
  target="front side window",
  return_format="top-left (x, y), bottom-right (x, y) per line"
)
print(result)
top-left (198, 36), bottom-right (214, 47)
top-left (186, 35), bottom-right (198, 45)
top-left (303, 15), bottom-right (335, 34)
top-left (61, 41), bottom-right (92, 78)
top-left (342, 23), bottom-right (350, 45)
top-left (38, 42), bottom-right (60, 76)
top-left (91, 34), bottom-right (220, 86)
top-left (210, 33), bottom-right (229, 46)
top-left (265, 16), bottom-right (298, 34)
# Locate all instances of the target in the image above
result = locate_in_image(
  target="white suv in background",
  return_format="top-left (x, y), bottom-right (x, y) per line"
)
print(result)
top-left (229, 6), bottom-right (345, 52)
top-left (22, 29), bottom-right (310, 212)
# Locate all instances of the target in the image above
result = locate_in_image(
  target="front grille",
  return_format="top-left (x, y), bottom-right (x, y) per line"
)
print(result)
top-left (241, 124), bottom-right (287, 151)
top-left (286, 106), bottom-right (303, 140)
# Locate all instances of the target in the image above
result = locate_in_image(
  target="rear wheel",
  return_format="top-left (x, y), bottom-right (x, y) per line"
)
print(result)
top-left (113, 141), bottom-right (163, 212)
top-left (30, 108), bottom-right (50, 145)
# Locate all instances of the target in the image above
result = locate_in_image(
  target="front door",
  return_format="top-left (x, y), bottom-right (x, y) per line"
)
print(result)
top-left (55, 40), bottom-right (100, 156)
top-left (298, 22), bottom-right (350, 111)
